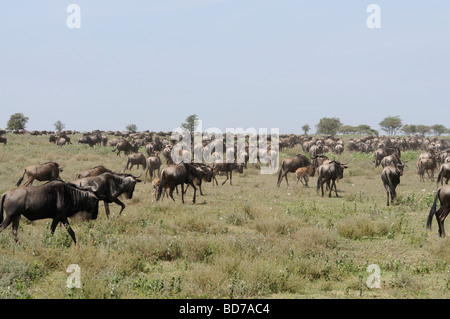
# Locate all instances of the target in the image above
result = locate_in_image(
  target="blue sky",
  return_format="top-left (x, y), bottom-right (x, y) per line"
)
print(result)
top-left (1, 1), bottom-right (449, 133)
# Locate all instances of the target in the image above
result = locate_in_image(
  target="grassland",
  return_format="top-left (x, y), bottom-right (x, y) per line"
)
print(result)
top-left (0, 133), bottom-right (449, 299)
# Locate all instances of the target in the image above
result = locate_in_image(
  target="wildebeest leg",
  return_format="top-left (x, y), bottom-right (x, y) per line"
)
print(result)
top-left (181, 184), bottom-right (185, 204)
top-left (222, 172), bottom-right (229, 186)
top-left (169, 187), bottom-right (176, 201)
top-left (304, 176), bottom-right (309, 187)
top-left (0, 216), bottom-right (15, 238)
top-left (190, 182), bottom-right (197, 203)
top-left (104, 202), bottom-right (111, 219)
top-left (113, 198), bottom-right (126, 215)
top-left (11, 216), bottom-right (21, 243)
top-left (436, 207), bottom-right (449, 237)
top-left (61, 217), bottom-right (77, 243)
top-left (23, 178), bottom-right (34, 187)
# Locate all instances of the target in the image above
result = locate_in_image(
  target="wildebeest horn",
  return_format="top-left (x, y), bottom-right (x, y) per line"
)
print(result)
top-left (82, 181), bottom-right (99, 192)
top-left (133, 171), bottom-right (141, 178)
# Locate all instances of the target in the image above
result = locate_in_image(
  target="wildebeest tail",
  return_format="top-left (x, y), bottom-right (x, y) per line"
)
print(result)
top-left (427, 189), bottom-right (441, 230)
top-left (387, 175), bottom-right (396, 199)
top-left (437, 167), bottom-right (443, 186)
top-left (16, 170), bottom-right (26, 187)
top-left (0, 193), bottom-right (5, 223)
top-left (156, 171), bottom-right (165, 201)
top-left (277, 167), bottom-right (283, 186)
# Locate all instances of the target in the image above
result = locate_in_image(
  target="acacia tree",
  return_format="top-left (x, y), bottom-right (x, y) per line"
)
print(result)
top-left (126, 124), bottom-right (137, 132)
top-left (315, 117), bottom-right (342, 135)
top-left (7, 113), bottom-right (29, 131)
top-left (416, 125), bottom-right (430, 136)
top-left (379, 116), bottom-right (402, 135)
top-left (181, 114), bottom-right (200, 133)
top-left (431, 124), bottom-right (447, 136)
top-left (301, 124), bottom-right (310, 135)
top-left (54, 120), bottom-right (65, 132)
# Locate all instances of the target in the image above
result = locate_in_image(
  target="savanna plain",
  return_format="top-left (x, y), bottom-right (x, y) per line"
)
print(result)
top-left (0, 133), bottom-right (449, 299)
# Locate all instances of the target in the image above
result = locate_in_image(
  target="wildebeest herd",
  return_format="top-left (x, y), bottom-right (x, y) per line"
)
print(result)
top-left (2, 130), bottom-right (450, 245)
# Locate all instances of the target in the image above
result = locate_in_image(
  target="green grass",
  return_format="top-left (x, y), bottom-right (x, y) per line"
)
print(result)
top-left (0, 133), bottom-right (450, 299)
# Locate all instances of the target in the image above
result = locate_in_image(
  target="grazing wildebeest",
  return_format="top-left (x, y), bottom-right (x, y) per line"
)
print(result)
top-left (125, 153), bottom-right (147, 171)
top-left (0, 135), bottom-right (6, 145)
top-left (156, 163), bottom-right (205, 204)
top-left (212, 162), bottom-right (244, 186)
top-left (72, 172), bottom-right (141, 218)
top-left (426, 184), bottom-right (450, 237)
top-left (437, 163), bottom-right (450, 186)
top-left (295, 165), bottom-right (315, 187)
top-left (0, 180), bottom-right (99, 243)
top-left (277, 154), bottom-right (311, 187)
top-left (381, 162), bottom-right (405, 206)
top-left (144, 153), bottom-right (162, 183)
top-left (16, 162), bottom-right (62, 187)
top-left (78, 135), bottom-right (95, 147)
top-left (316, 161), bottom-right (348, 197)
top-left (76, 165), bottom-right (113, 179)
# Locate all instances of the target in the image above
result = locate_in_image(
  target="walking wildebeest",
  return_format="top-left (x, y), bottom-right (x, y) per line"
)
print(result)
top-left (295, 165), bottom-right (315, 187)
top-left (76, 165), bottom-right (113, 179)
top-left (184, 163), bottom-right (214, 195)
top-left (316, 161), bottom-right (348, 197)
top-left (16, 162), bottom-right (62, 187)
top-left (156, 163), bottom-right (205, 204)
top-left (72, 172), bottom-right (141, 218)
top-left (380, 154), bottom-right (401, 168)
top-left (144, 153), bottom-right (162, 183)
top-left (381, 162), bottom-right (405, 206)
top-left (437, 163), bottom-right (450, 186)
top-left (125, 153), bottom-right (147, 171)
top-left (427, 184), bottom-right (450, 237)
top-left (0, 180), bottom-right (99, 243)
top-left (211, 162), bottom-right (244, 186)
top-left (277, 154), bottom-right (311, 187)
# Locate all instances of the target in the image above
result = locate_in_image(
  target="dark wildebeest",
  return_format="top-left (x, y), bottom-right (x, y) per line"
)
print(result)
top-left (380, 162), bottom-right (405, 206)
top-left (72, 172), bottom-right (141, 218)
top-left (78, 135), bottom-right (95, 147)
top-left (437, 163), bottom-right (450, 186)
top-left (0, 135), bottom-right (6, 145)
top-left (316, 161), bottom-right (348, 197)
top-left (185, 163), bottom-right (214, 195)
top-left (0, 180), bottom-right (99, 243)
top-left (125, 153), bottom-right (147, 171)
top-left (212, 162), bottom-right (244, 186)
top-left (76, 165), bottom-right (113, 179)
top-left (156, 163), bottom-right (205, 204)
top-left (277, 154), bottom-right (311, 187)
top-left (426, 185), bottom-right (450, 237)
top-left (16, 162), bottom-right (62, 187)
top-left (144, 153), bottom-right (162, 183)
top-left (113, 140), bottom-right (138, 157)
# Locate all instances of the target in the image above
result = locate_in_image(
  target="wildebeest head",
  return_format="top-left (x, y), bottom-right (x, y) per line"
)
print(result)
top-left (116, 172), bottom-right (142, 199)
top-left (395, 162), bottom-right (405, 176)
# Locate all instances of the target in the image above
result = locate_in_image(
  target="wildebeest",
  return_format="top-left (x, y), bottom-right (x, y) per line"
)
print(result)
top-left (417, 156), bottom-right (437, 182)
top-left (380, 154), bottom-right (401, 168)
top-left (113, 140), bottom-right (139, 156)
top-left (125, 153), bottom-right (147, 171)
top-left (316, 161), bottom-right (348, 197)
top-left (295, 165), bottom-right (315, 187)
top-left (0, 180), bottom-right (99, 243)
top-left (0, 135), bottom-right (7, 145)
top-left (381, 162), bottom-right (405, 206)
top-left (211, 162), bottom-right (244, 186)
top-left (78, 135), bottom-right (95, 147)
top-left (16, 162), bottom-right (62, 187)
top-left (156, 163), bottom-right (205, 204)
top-left (437, 163), bottom-right (450, 186)
top-left (185, 163), bottom-right (214, 195)
top-left (427, 184), bottom-right (450, 237)
top-left (144, 153), bottom-right (162, 183)
top-left (277, 154), bottom-right (311, 187)
top-left (72, 172), bottom-right (141, 218)
top-left (150, 178), bottom-right (168, 203)
top-left (76, 165), bottom-right (113, 179)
